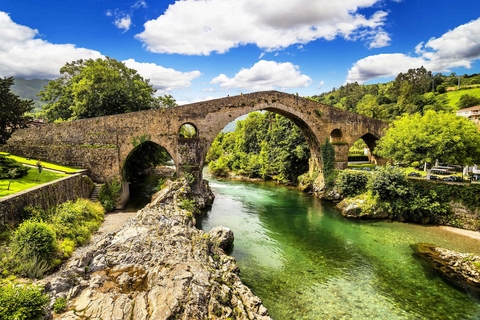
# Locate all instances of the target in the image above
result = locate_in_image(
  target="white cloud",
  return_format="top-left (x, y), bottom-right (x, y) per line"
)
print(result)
top-left (347, 17), bottom-right (480, 83)
top-left (368, 30), bottom-right (391, 48)
top-left (132, 1), bottom-right (147, 9)
top-left (123, 59), bottom-right (201, 91)
top-left (210, 60), bottom-right (312, 91)
top-left (114, 15), bottom-right (132, 32)
top-left (0, 12), bottom-right (102, 79)
top-left (135, 0), bottom-right (389, 55)
top-left (317, 80), bottom-right (325, 89)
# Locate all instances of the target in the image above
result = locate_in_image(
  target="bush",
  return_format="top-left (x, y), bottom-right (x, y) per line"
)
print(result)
top-left (336, 170), bottom-right (369, 197)
top-left (52, 199), bottom-right (104, 246)
top-left (368, 165), bottom-right (409, 201)
top-left (53, 297), bottom-right (67, 314)
top-left (10, 220), bottom-right (57, 263)
top-left (98, 179), bottom-right (122, 211)
top-left (0, 281), bottom-right (49, 320)
top-left (0, 155), bottom-right (29, 179)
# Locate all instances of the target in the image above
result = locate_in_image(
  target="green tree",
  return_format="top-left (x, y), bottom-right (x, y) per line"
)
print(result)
top-left (156, 94), bottom-right (178, 108)
top-left (457, 94), bottom-right (480, 110)
top-left (39, 57), bottom-right (157, 121)
top-left (0, 77), bottom-right (34, 144)
top-left (375, 110), bottom-right (480, 167)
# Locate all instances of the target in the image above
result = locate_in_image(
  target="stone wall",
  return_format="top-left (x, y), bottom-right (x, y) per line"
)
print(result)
top-left (0, 174), bottom-right (94, 226)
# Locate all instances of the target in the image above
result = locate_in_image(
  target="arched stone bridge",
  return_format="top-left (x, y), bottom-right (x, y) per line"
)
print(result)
top-left (3, 91), bottom-right (388, 204)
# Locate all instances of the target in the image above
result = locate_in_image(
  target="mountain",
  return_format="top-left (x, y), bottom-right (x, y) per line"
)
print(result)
top-left (11, 78), bottom-right (50, 100)
top-left (11, 78), bottom-right (50, 113)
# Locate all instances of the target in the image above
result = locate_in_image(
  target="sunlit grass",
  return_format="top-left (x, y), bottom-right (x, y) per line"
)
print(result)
top-left (445, 87), bottom-right (480, 110)
top-left (0, 152), bottom-right (82, 173)
top-left (0, 168), bottom-right (67, 197)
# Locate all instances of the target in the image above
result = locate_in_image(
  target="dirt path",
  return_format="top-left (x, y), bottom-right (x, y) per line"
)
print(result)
top-left (98, 210), bottom-right (138, 234)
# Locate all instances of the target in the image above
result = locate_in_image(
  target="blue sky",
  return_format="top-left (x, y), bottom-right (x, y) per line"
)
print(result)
top-left (1, 0), bottom-right (480, 104)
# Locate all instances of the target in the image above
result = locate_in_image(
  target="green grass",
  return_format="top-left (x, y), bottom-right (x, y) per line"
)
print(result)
top-left (348, 163), bottom-right (376, 170)
top-left (0, 152), bottom-right (82, 173)
top-left (0, 168), bottom-right (67, 197)
top-left (444, 87), bottom-right (480, 110)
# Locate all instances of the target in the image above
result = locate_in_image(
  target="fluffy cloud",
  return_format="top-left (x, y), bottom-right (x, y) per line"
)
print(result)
top-left (114, 15), bottom-right (132, 32)
top-left (123, 59), bottom-right (201, 91)
top-left (210, 60), bottom-right (312, 91)
top-left (347, 17), bottom-right (480, 83)
top-left (0, 12), bottom-right (102, 79)
top-left (136, 0), bottom-right (389, 55)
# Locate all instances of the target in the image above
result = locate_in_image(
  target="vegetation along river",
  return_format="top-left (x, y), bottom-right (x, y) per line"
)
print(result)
top-left (195, 176), bottom-right (480, 320)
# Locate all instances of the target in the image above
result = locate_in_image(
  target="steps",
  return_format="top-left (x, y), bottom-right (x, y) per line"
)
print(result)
top-left (90, 183), bottom-right (103, 202)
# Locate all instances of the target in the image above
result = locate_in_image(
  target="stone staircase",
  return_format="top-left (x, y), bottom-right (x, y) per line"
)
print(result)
top-left (90, 183), bottom-right (103, 202)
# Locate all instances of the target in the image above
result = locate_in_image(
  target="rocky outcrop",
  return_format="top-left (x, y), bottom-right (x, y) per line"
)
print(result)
top-left (41, 179), bottom-right (270, 319)
top-left (335, 197), bottom-right (389, 219)
top-left (412, 243), bottom-right (480, 295)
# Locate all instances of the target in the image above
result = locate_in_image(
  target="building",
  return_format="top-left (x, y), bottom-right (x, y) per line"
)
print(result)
top-left (456, 105), bottom-right (480, 125)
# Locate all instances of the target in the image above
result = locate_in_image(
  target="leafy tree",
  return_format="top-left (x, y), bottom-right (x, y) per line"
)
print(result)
top-left (457, 94), bottom-right (480, 110)
top-left (320, 138), bottom-right (336, 187)
top-left (375, 110), bottom-right (480, 167)
top-left (39, 57), bottom-right (157, 121)
top-left (0, 77), bottom-right (34, 144)
top-left (0, 155), bottom-right (29, 179)
top-left (156, 94), bottom-right (178, 108)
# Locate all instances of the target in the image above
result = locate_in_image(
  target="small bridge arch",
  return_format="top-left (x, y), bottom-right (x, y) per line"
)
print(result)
top-left (2, 91), bottom-right (388, 206)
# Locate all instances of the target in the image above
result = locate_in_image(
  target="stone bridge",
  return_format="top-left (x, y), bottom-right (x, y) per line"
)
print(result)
top-left (2, 91), bottom-right (388, 205)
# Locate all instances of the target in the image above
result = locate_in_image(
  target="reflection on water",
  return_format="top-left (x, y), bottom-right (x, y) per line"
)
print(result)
top-left (197, 177), bottom-right (480, 320)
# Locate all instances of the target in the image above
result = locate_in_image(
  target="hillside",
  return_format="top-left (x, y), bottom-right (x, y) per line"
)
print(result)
top-left (11, 78), bottom-right (50, 100)
top-left (11, 78), bottom-right (50, 113)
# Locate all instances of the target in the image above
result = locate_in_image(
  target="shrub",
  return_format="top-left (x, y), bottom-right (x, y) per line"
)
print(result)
top-left (0, 281), bottom-right (49, 320)
top-left (336, 170), bottom-right (369, 197)
top-left (98, 179), bottom-right (122, 211)
top-left (368, 165), bottom-right (409, 201)
top-left (10, 220), bottom-right (57, 263)
top-left (52, 199), bottom-right (104, 246)
top-left (53, 297), bottom-right (67, 314)
top-left (0, 155), bottom-right (29, 179)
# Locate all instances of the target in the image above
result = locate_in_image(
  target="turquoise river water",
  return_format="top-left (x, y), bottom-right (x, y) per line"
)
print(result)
top-left (196, 176), bottom-right (480, 320)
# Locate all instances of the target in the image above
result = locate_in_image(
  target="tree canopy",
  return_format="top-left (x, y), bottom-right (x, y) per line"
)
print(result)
top-left (39, 57), bottom-right (158, 121)
top-left (374, 110), bottom-right (480, 165)
top-left (0, 77), bottom-right (34, 144)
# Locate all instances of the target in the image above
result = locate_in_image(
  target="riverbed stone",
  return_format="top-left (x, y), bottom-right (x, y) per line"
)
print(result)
top-left (40, 179), bottom-right (271, 319)
top-left (412, 243), bottom-right (480, 295)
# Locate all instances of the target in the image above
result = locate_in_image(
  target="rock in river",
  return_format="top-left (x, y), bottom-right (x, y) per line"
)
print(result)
top-left (412, 243), bottom-right (480, 296)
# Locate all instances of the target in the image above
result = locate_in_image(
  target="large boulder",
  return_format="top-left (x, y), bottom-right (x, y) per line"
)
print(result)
top-left (336, 198), bottom-right (389, 219)
top-left (208, 226), bottom-right (234, 252)
top-left (412, 243), bottom-right (480, 295)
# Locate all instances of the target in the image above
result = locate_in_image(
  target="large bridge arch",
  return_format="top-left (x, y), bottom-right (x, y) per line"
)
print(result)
top-left (1, 91), bottom-right (389, 207)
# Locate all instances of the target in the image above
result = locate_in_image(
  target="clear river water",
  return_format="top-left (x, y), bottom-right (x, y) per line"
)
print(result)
top-left (195, 176), bottom-right (480, 320)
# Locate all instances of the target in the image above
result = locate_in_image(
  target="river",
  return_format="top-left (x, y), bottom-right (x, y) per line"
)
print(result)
top-left (195, 176), bottom-right (480, 320)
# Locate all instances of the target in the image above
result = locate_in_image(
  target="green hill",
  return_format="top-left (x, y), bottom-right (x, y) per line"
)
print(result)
top-left (11, 78), bottom-right (50, 113)
top-left (11, 78), bottom-right (50, 100)
top-left (445, 86), bottom-right (480, 110)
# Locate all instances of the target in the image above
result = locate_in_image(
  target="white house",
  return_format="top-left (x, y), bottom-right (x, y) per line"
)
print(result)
top-left (456, 105), bottom-right (480, 125)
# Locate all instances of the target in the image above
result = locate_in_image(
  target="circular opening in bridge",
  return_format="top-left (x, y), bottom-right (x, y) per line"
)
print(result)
top-left (330, 129), bottom-right (343, 143)
top-left (179, 123), bottom-right (198, 138)
top-left (205, 111), bottom-right (311, 184)
top-left (123, 140), bottom-right (175, 210)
